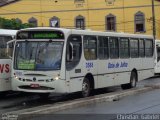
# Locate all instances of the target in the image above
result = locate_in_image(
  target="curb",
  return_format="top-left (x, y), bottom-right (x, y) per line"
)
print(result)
top-left (144, 84), bottom-right (160, 89)
top-left (7, 86), bottom-right (154, 117)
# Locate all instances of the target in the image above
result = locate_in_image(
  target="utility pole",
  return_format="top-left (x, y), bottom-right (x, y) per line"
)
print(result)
top-left (86, 0), bottom-right (89, 29)
top-left (40, 0), bottom-right (43, 27)
top-left (152, 0), bottom-right (156, 40)
top-left (123, 0), bottom-right (125, 32)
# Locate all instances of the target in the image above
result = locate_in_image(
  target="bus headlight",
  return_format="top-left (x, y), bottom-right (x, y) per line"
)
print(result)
top-left (54, 76), bottom-right (59, 80)
top-left (14, 75), bottom-right (18, 79)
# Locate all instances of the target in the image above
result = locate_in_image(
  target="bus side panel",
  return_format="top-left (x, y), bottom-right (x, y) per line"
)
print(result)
top-left (67, 59), bottom-right (98, 93)
top-left (65, 59), bottom-right (84, 93)
top-left (97, 59), bottom-right (115, 88)
top-left (141, 57), bottom-right (154, 80)
top-left (0, 59), bottom-right (12, 91)
top-left (114, 59), bottom-right (130, 86)
top-left (155, 61), bottom-right (160, 74)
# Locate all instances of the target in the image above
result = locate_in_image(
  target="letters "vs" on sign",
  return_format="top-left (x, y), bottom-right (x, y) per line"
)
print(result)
top-left (0, 64), bottom-right (10, 73)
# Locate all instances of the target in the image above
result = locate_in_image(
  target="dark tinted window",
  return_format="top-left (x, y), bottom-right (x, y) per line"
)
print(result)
top-left (109, 37), bottom-right (119, 58)
top-left (120, 38), bottom-right (129, 58)
top-left (139, 39), bottom-right (145, 57)
top-left (130, 38), bottom-right (139, 58)
top-left (84, 36), bottom-right (97, 60)
top-left (145, 39), bottom-right (153, 57)
top-left (98, 36), bottom-right (109, 59)
top-left (66, 35), bottom-right (82, 70)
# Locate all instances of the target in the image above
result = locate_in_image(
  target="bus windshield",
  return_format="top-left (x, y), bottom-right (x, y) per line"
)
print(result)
top-left (14, 41), bottom-right (63, 70)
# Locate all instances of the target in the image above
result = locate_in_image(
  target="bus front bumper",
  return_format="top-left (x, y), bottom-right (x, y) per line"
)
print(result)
top-left (17, 85), bottom-right (55, 93)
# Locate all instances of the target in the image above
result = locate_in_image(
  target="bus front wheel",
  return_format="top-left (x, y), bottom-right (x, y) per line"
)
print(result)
top-left (82, 78), bottom-right (91, 97)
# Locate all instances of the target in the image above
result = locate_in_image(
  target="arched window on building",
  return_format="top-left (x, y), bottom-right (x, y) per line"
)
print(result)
top-left (105, 14), bottom-right (116, 31)
top-left (75, 15), bottom-right (85, 30)
top-left (15, 18), bottom-right (22, 24)
top-left (28, 17), bottom-right (38, 27)
top-left (50, 16), bottom-right (60, 27)
top-left (135, 11), bottom-right (145, 33)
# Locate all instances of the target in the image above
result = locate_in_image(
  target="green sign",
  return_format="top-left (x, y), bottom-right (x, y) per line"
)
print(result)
top-left (33, 33), bottom-right (60, 39)
top-left (17, 31), bottom-right (64, 39)
top-left (18, 60), bottom-right (35, 70)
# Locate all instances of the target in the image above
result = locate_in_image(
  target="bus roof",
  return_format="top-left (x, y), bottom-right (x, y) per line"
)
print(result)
top-left (18, 27), bottom-right (153, 39)
top-left (0, 29), bottom-right (17, 36)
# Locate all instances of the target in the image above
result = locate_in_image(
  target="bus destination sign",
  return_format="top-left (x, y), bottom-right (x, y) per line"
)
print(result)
top-left (33, 33), bottom-right (61, 39)
top-left (17, 31), bottom-right (64, 39)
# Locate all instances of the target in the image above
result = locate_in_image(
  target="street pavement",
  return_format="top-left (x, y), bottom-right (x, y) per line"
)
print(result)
top-left (55, 89), bottom-right (160, 114)
top-left (28, 77), bottom-right (160, 120)
top-left (1, 76), bottom-right (160, 120)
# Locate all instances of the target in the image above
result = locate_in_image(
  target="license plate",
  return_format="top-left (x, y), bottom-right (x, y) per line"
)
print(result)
top-left (30, 84), bottom-right (40, 88)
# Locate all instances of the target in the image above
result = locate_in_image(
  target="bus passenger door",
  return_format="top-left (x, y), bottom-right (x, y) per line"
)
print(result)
top-left (65, 35), bottom-right (83, 93)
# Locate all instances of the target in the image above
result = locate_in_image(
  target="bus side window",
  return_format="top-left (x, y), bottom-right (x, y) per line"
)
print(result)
top-left (145, 39), bottom-right (153, 57)
top-left (157, 46), bottom-right (160, 62)
top-left (0, 36), bottom-right (13, 59)
top-left (98, 36), bottom-right (109, 59)
top-left (119, 38), bottom-right (129, 58)
top-left (83, 36), bottom-right (97, 60)
top-left (139, 39), bottom-right (145, 57)
top-left (130, 38), bottom-right (139, 58)
top-left (109, 37), bottom-right (119, 58)
top-left (66, 35), bottom-right (82, 70)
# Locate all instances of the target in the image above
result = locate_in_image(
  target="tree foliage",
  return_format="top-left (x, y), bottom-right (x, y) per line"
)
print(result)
top-left (0, 17), bottom-right (34, 30)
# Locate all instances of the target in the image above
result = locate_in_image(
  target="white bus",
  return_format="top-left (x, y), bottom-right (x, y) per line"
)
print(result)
top-left (154, 40), bottom-right (160, 74)
top-left (11, 27), bottom-right (154, 97)
top-left (0, 29), bottom-right (17, 93)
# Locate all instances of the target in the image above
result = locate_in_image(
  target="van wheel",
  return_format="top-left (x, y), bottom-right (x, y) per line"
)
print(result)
top-left (82, 78), bottom-right (91, 97)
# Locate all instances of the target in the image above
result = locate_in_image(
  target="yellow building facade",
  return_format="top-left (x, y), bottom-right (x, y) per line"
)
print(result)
top-left (0, 0), bottom-right (160, 39)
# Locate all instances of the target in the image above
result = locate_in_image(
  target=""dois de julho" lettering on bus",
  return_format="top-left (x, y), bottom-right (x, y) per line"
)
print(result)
top-left (108, 62), bottom-right (128, 69)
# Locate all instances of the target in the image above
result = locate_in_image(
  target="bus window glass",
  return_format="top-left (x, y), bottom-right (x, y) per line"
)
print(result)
top-left (109, 37), bottom-right (119, 58)
top-left (145, 39), bottom-right (153, 57)
top-left (157, 45), bottom-right (160, 62)
top-left (14, 41), bottom-right (63, 70)
top-left (130, 38), bottom-right (139, 58)
top-left (0, 36), bottom-right (13, 59)
top-left (84, 36), bottom-right (97, 60)
top-left (66, 35), bottom-right (82, 70)
top-left (139, 39), bottom-right (145, 57)
top-left (120, 38), bottom-right (129, 58)
top-left (98, 36), bottom-right (109, 59)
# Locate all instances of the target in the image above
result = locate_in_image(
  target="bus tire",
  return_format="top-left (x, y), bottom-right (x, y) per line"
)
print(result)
top-left (121, 71), bottom-right (137, 89)
top-left (121, 84), bottom-right (128, 89)
top-left (129, 71), bottom-right (137, 88)
top-left (82, 78), bottom-right (91, 97)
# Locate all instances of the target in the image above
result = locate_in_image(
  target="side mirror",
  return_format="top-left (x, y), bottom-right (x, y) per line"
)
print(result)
top-left (67, 43), bottom-right (74, 62)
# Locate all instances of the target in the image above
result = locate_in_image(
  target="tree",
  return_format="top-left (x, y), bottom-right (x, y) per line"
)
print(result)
top-left (0, 17), bottom-right (34, 30)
